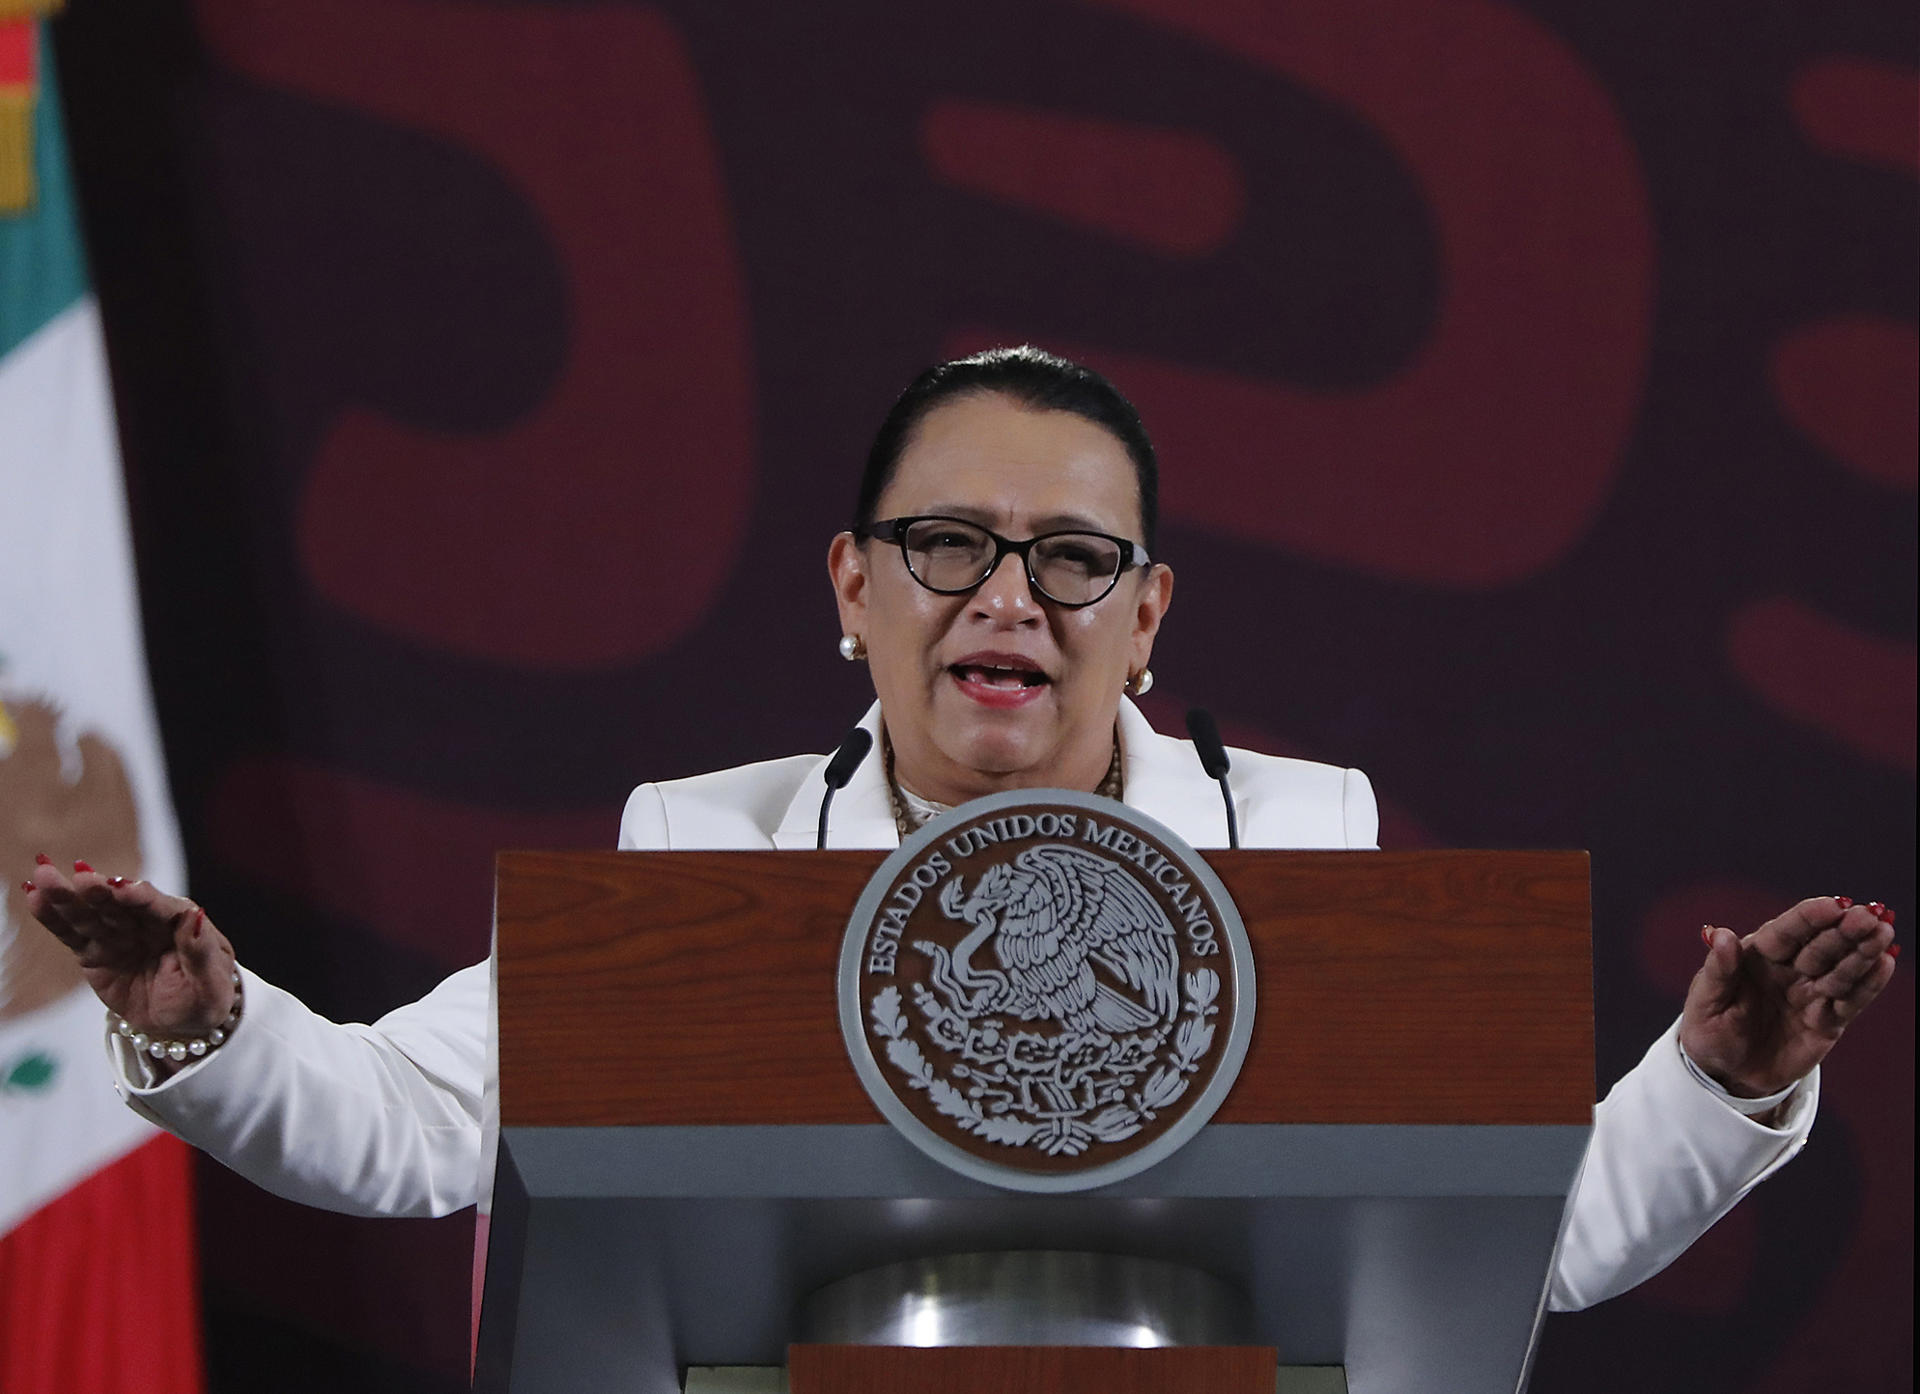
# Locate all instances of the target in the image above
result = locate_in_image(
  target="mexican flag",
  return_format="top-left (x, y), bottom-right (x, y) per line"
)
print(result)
top-left (0, 12), bottom-right (203, 1392)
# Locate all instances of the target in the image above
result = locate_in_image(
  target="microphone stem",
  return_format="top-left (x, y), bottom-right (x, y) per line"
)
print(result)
top-left (1217, 775), bottom-right (1240, 850)
top-left (816, 786), bottom-right (838, 851)
top-left (816, 726), bottom-right (874, 849)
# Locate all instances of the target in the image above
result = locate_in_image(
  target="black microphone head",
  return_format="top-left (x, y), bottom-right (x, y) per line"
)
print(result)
top-left (823, 726), bottom-right (874, 790)
top-left (1185, 707), bottom-right (1231, 779)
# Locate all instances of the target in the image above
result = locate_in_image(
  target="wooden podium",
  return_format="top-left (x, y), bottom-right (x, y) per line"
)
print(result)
top-left (475, 849), bottom-right (1591, 1393)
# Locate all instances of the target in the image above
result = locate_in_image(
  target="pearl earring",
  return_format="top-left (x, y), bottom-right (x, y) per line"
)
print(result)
top-left (1126, 668), bottom-right (1154, 696)
top-left (839, 635), bottom-right (867, 662)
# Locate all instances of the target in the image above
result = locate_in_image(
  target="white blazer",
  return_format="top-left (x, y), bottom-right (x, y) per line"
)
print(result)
top-left (108, 700), bottom-right (1813, 1312)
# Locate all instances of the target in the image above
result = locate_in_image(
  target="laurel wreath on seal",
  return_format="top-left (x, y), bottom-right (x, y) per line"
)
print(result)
top-left (868, 968), bottom-right (1221, 1158)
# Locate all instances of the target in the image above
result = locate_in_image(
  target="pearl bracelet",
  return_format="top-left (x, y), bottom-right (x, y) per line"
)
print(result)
top-left (111, 968), bottom-right (244, 1063)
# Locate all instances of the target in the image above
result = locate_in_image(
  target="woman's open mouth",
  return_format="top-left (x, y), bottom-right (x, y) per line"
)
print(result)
top-left (949, 655), bottom-right (1051, 708)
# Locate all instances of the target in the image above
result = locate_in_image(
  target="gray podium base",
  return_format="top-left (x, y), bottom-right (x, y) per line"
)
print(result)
top-left (683, 1365), bottom-right (1350, 1393)
top-left (801, 1250), bottom-right (1254, 1346)
top-left (477, 1121), bottom-right (1587, 1394)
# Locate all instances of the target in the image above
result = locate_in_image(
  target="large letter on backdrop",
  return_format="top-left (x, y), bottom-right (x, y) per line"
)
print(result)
top-left (1063, 0), bottom-right (1654, 589)
top-left (196, 0), bottom-right (755, 668)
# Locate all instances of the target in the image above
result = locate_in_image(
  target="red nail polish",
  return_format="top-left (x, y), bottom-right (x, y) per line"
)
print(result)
top-left (20, 882), bottom-right (35, 894)
top-left (72, 860), bottom-right (94, 874)
top-left (34, 853), bottom-right (52, 866)
top-left (1700, 926), bottom-right (1715, 948)
top-left (1890, 943), bottom-right (1901, 960)
top-left (108, 876), bottom-right (126, 887)
top-left (1880, 906), bottom-right (1897, 925)
top-left (1834, 895), bottom-right (1853, 909)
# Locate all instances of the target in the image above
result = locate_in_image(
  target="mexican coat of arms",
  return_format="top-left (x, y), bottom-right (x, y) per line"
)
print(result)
top-left (838, 789), bottom-right (1254, 1191)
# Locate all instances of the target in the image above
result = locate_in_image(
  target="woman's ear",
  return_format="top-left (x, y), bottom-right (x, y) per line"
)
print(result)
top-left (828, 532), bottom-right (869, 634)
top-left (1130, 562), bottom-right (1174, 671)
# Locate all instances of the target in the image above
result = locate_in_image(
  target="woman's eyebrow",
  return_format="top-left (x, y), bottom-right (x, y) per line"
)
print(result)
top-left (917, 504), bottom-right (1117, 534)
top-left (917, 503), bottom-right (996, 524)
top-left (1029, 512), bottom-right (1113, 534)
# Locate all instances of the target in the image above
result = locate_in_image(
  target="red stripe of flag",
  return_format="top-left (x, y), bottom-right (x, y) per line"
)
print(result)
top-left (0, 21), bottom-right (35, 87)
top-left (0, 1134), bottom-right (205, 1394)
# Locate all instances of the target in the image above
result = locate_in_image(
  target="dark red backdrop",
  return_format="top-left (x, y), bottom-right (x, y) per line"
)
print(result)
top-left (52, 0), bottom-right (1914, 1388)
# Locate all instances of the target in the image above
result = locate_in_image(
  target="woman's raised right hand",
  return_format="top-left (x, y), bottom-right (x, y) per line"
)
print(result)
top-left (22, 859), bottom-right (237, 1036)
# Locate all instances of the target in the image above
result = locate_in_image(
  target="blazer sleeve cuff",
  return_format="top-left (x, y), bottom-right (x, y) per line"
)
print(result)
top-left (107, 963), bottom-right (278, 1108)
top-left (1548, 1016), bottom-right (1817, 1312)
top-left (105, 963), bottom-right (488, 1218)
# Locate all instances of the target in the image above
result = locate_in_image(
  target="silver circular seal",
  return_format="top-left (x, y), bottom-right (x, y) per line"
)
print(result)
top-left (838, 789), bottom-right (1254, 1192)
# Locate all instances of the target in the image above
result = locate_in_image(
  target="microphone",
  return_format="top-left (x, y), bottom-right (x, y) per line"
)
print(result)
top-left (1184, 708), bottom-right (1240, 850)
top-left (817, 726), bottom-right (875, 849)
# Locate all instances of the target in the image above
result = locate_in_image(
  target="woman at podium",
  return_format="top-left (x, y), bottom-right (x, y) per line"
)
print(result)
top-left (23, 347), bottom-right (1898, 1313)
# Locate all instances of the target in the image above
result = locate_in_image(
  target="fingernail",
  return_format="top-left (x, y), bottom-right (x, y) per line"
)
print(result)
top-left (73, 860), bottom-right (94, 874)
top-left (1834, 895), bottom-right (1853, 909)
top-left (1890, 943), bottom-right (1901, 959)
top-left (20, 881), bottom-right (35, 894)
top-left (1867, 901), bottom-right (1887, 920)
top-left (1700, 926), bottom-right (1715, 947)
top-left (108, 876), bottom-right (126, 887)
top-left (1879, 906), bottom-right (1896, 925)
top-left (34, 853), bottom-right (52, 866)
top-left (191, 909), bottom-right (206, 936)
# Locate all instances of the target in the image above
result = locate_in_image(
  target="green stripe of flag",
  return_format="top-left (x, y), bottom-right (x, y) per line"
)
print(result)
top-left (0, 23), bottom-right (90, 361)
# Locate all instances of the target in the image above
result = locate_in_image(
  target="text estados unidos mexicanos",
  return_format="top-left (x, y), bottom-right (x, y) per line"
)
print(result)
top-left (865, 813), bottom-right (1218, 976)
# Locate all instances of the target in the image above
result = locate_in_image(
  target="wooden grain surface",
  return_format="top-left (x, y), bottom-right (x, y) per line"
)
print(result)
top-left (786, 1344), bottom-right (1277, 1394)
top-left (495, 849), bottom-right (1591, 1128)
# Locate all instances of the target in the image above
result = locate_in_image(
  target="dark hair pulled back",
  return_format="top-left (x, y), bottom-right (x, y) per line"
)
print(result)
top-left (853, 346), bottom-right (1159, 553)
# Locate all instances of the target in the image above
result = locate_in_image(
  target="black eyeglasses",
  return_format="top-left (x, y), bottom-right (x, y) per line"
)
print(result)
top-left (855, 515), bottom-right (1152, 608)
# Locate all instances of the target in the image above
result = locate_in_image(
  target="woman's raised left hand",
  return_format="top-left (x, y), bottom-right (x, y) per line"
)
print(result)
top-left (1680, 896), bottom-right (1898, 1099)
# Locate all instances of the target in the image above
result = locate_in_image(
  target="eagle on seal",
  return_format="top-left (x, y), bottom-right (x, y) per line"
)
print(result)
top-left (930, 843), bottom-right (1181, 1035)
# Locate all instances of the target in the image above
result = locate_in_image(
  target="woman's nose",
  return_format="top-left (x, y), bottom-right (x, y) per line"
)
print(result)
top-left (969, 551), bottom-right (1042, 619)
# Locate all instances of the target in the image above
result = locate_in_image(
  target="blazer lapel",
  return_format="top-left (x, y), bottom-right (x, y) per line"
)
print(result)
top-left (769, 700), bottom-right (1223, 850)
top-left (771, 702), bottom-right (900, 850)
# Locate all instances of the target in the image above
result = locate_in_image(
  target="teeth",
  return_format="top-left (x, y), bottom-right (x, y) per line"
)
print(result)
top-left (958, 664), bottom-right (1041, 687)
